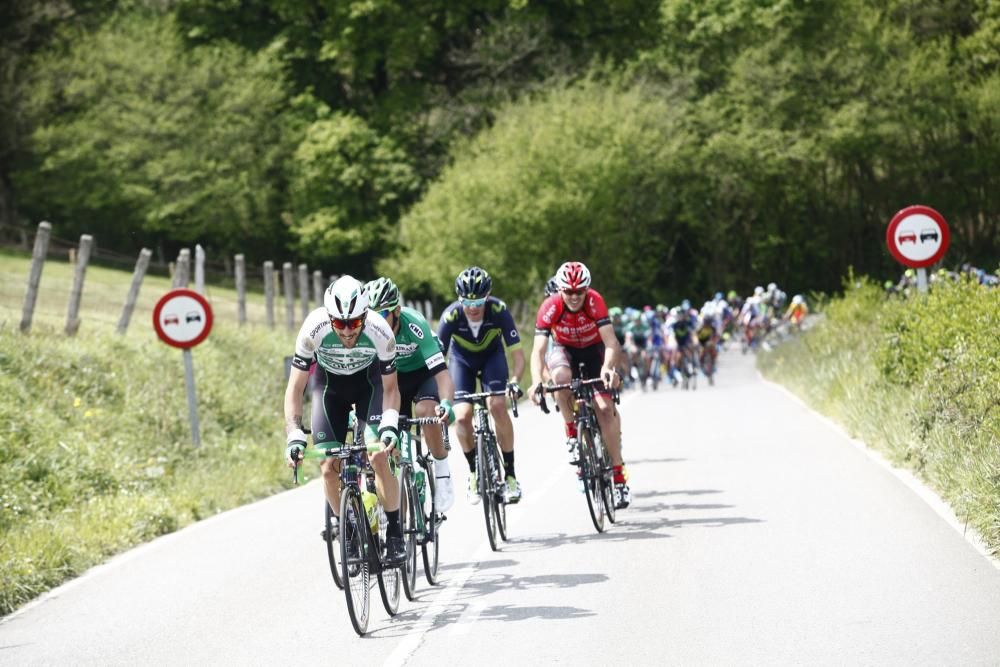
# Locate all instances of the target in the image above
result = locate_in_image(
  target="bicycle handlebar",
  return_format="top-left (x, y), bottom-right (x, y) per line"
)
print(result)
top-left (535, 377), bottom-right (620, 414)
top-left (291, 440), bottom-right (383, 486)
top-left (457, 386), bottom-right (521, 418)
top-left (398, 415), bottom-right (452, 451)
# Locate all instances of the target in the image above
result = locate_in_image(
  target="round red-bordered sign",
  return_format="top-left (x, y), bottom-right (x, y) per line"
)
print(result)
top-left (886, 205), bottom-right (950, 269)
top-left (152, 289), bottom-right (214, 349)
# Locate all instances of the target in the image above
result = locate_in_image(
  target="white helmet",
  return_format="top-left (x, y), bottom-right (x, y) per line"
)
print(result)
top-left (754, 286), bottom-right (764, 296)
top-left (767, 282), bottom-right (778, 292)
top-left (792, 294), bottom-right (805, 305)
top-left (324, 275), bottom-right (368, 320)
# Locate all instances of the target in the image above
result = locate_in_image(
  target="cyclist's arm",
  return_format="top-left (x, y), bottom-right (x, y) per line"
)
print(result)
top-left (433, 367), bottom-right (455, 404)
top-left (283, 367), bottom-right (310, 435)
top-left (509, 347), bottom-right (526, 384)
top-left (381, 370), bottom-right (401, 418)
top-left (528, 332), bottom-right (549, 394)
top-left (597, 323), bottom-right (623, 374)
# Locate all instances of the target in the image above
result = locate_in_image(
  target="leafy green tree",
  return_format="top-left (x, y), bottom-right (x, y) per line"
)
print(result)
top-left (13, 11), bottom-right (297, 257)
top-left (286, 110), bottom-right (420, 276)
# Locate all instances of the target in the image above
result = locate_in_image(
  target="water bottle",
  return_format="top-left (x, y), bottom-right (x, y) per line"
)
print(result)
top-left (361, 490), bottom-right (379, 533)
top-left (414, 469), bottom-right (426, 505)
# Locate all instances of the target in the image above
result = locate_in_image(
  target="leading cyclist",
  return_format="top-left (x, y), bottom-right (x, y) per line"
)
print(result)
top-left (527, 261), bottom-right (630, 508)
top-left (283, 275), bottom-right (407, 566)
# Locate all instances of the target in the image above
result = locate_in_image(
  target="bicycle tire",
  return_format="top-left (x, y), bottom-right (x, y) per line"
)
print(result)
top-left (420, 457), bottom-right (441, 585)
top-left (325, 502), bottom-right (344, 590)
top-left (594, 427), bottom-right (616, 524)
top-left (477, 433), bottom-right (499, 551)
top-left (491, 437), bottom-right (509, 542)
top-left (340, 489), bottom-right (371, 636)
top-left (400, 468), bottom-right (418, 601)
top-left (580, 426), bottom-right (605, 533)
top-left (377, 502), bottom-right (402, 617)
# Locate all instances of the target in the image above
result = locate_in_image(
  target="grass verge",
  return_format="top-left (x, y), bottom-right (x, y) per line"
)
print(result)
top-left (759, 277), bottom-right (1000, 557)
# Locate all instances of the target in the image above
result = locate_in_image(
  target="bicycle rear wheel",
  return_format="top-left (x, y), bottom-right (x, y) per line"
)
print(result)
top-left (325, 502), bottom-right (344, 590)
top-left (491, 439), bottom-right (509, 542)
top-left (340, 489), bottom-right (371, 636)
top-left (420, 457), bottom-right (441, 585)
top-left (400, 469), bottom-right (418, 601)
top-left (477, 434), bottom-right (499, 551)
top-left (580, 428), bottom-right (605, 533)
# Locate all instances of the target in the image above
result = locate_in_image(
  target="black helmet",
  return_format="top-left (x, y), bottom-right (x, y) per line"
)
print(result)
top-left (455, 266), bottom-right (492, 299)
top-left (544, 276), bottom-right (559, 297)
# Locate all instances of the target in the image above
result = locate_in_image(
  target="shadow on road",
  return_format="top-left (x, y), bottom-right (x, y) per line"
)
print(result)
top-left (632, 489), bottom-right (722, 498)
top-left (627, 457), bottom-right (687, 465)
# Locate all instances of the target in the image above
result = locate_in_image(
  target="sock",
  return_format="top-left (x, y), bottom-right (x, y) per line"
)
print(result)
top-left (386, 509), bottom-right (401, 536)
top-left (613, 465), bottom-right (627, 484)
top-left (434, 454), bottom-right (451, 479)
top-left (503, 451), bottom-right (515, 479)
top-left (565, 421), bottom-right (577, 439)
top-left (464, 449), bottom-right (476, 472)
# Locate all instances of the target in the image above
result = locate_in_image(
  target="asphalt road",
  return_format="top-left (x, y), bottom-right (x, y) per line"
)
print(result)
top-left (2, 349), bottom-right (999, 666)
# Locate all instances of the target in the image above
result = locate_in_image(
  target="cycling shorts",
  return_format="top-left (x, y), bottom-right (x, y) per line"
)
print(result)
top-left (450, 347), bottom-right (509, 404)
top-left (309, 363), bottom-right (383, 447)
top-left (398, 366), bottom-right (440, 417)
top-left (546, 342), bottom-right (612, 396)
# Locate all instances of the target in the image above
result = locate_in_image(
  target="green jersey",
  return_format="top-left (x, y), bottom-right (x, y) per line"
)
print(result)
top-left (394, 306), bottom-right (446, 374)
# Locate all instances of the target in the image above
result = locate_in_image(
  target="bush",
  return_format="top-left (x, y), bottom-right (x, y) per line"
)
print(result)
top-left (760, 278), bottom-right (1000, 556)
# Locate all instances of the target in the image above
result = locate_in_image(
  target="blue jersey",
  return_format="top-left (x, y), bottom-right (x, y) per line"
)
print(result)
top-left (437, 296), bottom-right (522, 362)
top-left (670, 314), bottom-right (696, 343)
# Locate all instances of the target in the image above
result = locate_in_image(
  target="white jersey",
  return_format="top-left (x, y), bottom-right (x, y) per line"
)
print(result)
top-left (292, 308), bottom-right (397, 376)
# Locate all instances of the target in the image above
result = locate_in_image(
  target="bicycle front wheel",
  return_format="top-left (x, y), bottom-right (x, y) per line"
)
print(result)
top-left (580, 427), bottom-right (605, 533)
top-left (377, 507), bottom-right (402, 616)
top-left (400, 468), bottom-right (418, 601)
top-left (420, 458), bottom-right (441, 585)
top-left (325, 502), bottom-right (344, 590)
top-left (340, 489), bottom-right (371, 636)
top-left (594, 427), bottom-right (616, 524)
top-left (477, 434), bottom-right (499, 551)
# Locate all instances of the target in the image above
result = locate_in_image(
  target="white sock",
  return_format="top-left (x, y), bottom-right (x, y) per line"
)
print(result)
top-left (434, 455), bottom-right (451, 479)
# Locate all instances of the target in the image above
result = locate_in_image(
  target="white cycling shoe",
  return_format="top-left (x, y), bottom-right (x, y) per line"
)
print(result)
top-left (435, 475), bottom-right (455, 513)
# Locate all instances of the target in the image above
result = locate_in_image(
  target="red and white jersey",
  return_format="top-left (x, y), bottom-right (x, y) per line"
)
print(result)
top-left (534, 289), bottom-right (611, 348)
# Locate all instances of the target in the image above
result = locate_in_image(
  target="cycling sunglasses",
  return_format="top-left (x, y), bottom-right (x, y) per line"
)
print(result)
top-left (461, 297), bottom-right (487, 308)
top-left (331, 315), bottom-right (366, 330)
top-left (562, 288), bottom-right (587, 297)
top-left (378, 308), bottom-right (394, 320)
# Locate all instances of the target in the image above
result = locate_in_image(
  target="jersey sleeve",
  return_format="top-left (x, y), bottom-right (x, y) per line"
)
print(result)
top-left (436, 303), bottom-right (459, 356)
top-left (586, 290), bottom-right (611, 328)
top-left (365, 311), bottom-right (398, 375)
top-left (534, 295), bottom-right (560, 336)
top-left (292, 309), bottom-right (327, 371)
top-left (408, 311), bottom-right (447, 372)
top-left (491, 299), bottom-right (522, 349)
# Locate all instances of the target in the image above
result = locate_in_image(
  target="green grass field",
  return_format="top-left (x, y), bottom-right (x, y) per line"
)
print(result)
top-left (0, 250), bottom-right (307, 615)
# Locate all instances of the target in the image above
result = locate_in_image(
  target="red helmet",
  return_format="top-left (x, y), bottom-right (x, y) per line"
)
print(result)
top-left (554, 261), bottom-right (591, 291)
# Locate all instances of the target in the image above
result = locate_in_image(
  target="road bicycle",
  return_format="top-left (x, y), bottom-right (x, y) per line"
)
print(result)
top-left (293, 435), bottom-right (405, 636)
top-left (680, 345), bottom-right (698, 390)
top-left (462, 386), bottom-right (520, 551)
top-left (537, 369), bottom-right (620, 533)
top-left (699, 339), bottom-right (717, 386)
top-left (396, 415), bottom-right (450, 599)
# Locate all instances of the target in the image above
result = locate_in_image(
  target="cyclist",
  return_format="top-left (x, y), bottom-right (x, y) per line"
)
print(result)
top-left (668, 305), bottom-right (697, 384)
top-left (784, 294), bottom-right (809, 330)
top-left (696, 305), bottom-right (720, 375)
top-left (363, 277), bottom-right (457, 512)
top-left (283, 275), bottom-right (406, 565)
top-left (437, 266), bottom-right (526, 504)
top-left (527, 261), bottom-right (630, 508)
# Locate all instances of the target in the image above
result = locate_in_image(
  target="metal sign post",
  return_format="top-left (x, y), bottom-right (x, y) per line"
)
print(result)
top-left (153, 289), bottom-right (214, 448)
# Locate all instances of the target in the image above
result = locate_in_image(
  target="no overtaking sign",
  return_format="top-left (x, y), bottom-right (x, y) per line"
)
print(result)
top-left (886, 205), bottom-right (950, 269)
top-left (153, 289), bottom-right (214, 447)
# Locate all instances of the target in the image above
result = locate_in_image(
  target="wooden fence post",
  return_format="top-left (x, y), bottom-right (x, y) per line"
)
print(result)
top-left (20, 221), bottom-right (52, 333)
top-left (116, 248), bottom-right (152, 334)
top-left (235, 254), bottom-right (247, 326)
top-left (282, 262), bottom-right (295, 330)
top-left (298, 264), bottom-right (310, 319)
top-left (194, 244), bottom-right (205, 294)
top-left (65, 234), bottom-right (93, 335)
top-left (312, 270), bottom-right (324, 309)
top-left (173, 248), bottom-right (190, 288)
top-left (263, 261), bottom-right (275, 328)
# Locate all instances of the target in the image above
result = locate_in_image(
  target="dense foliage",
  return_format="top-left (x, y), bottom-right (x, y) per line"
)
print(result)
top-left (760, 278), bottom-right (1000, 556)
top-left (2, 0), bottom-right (998, 300)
